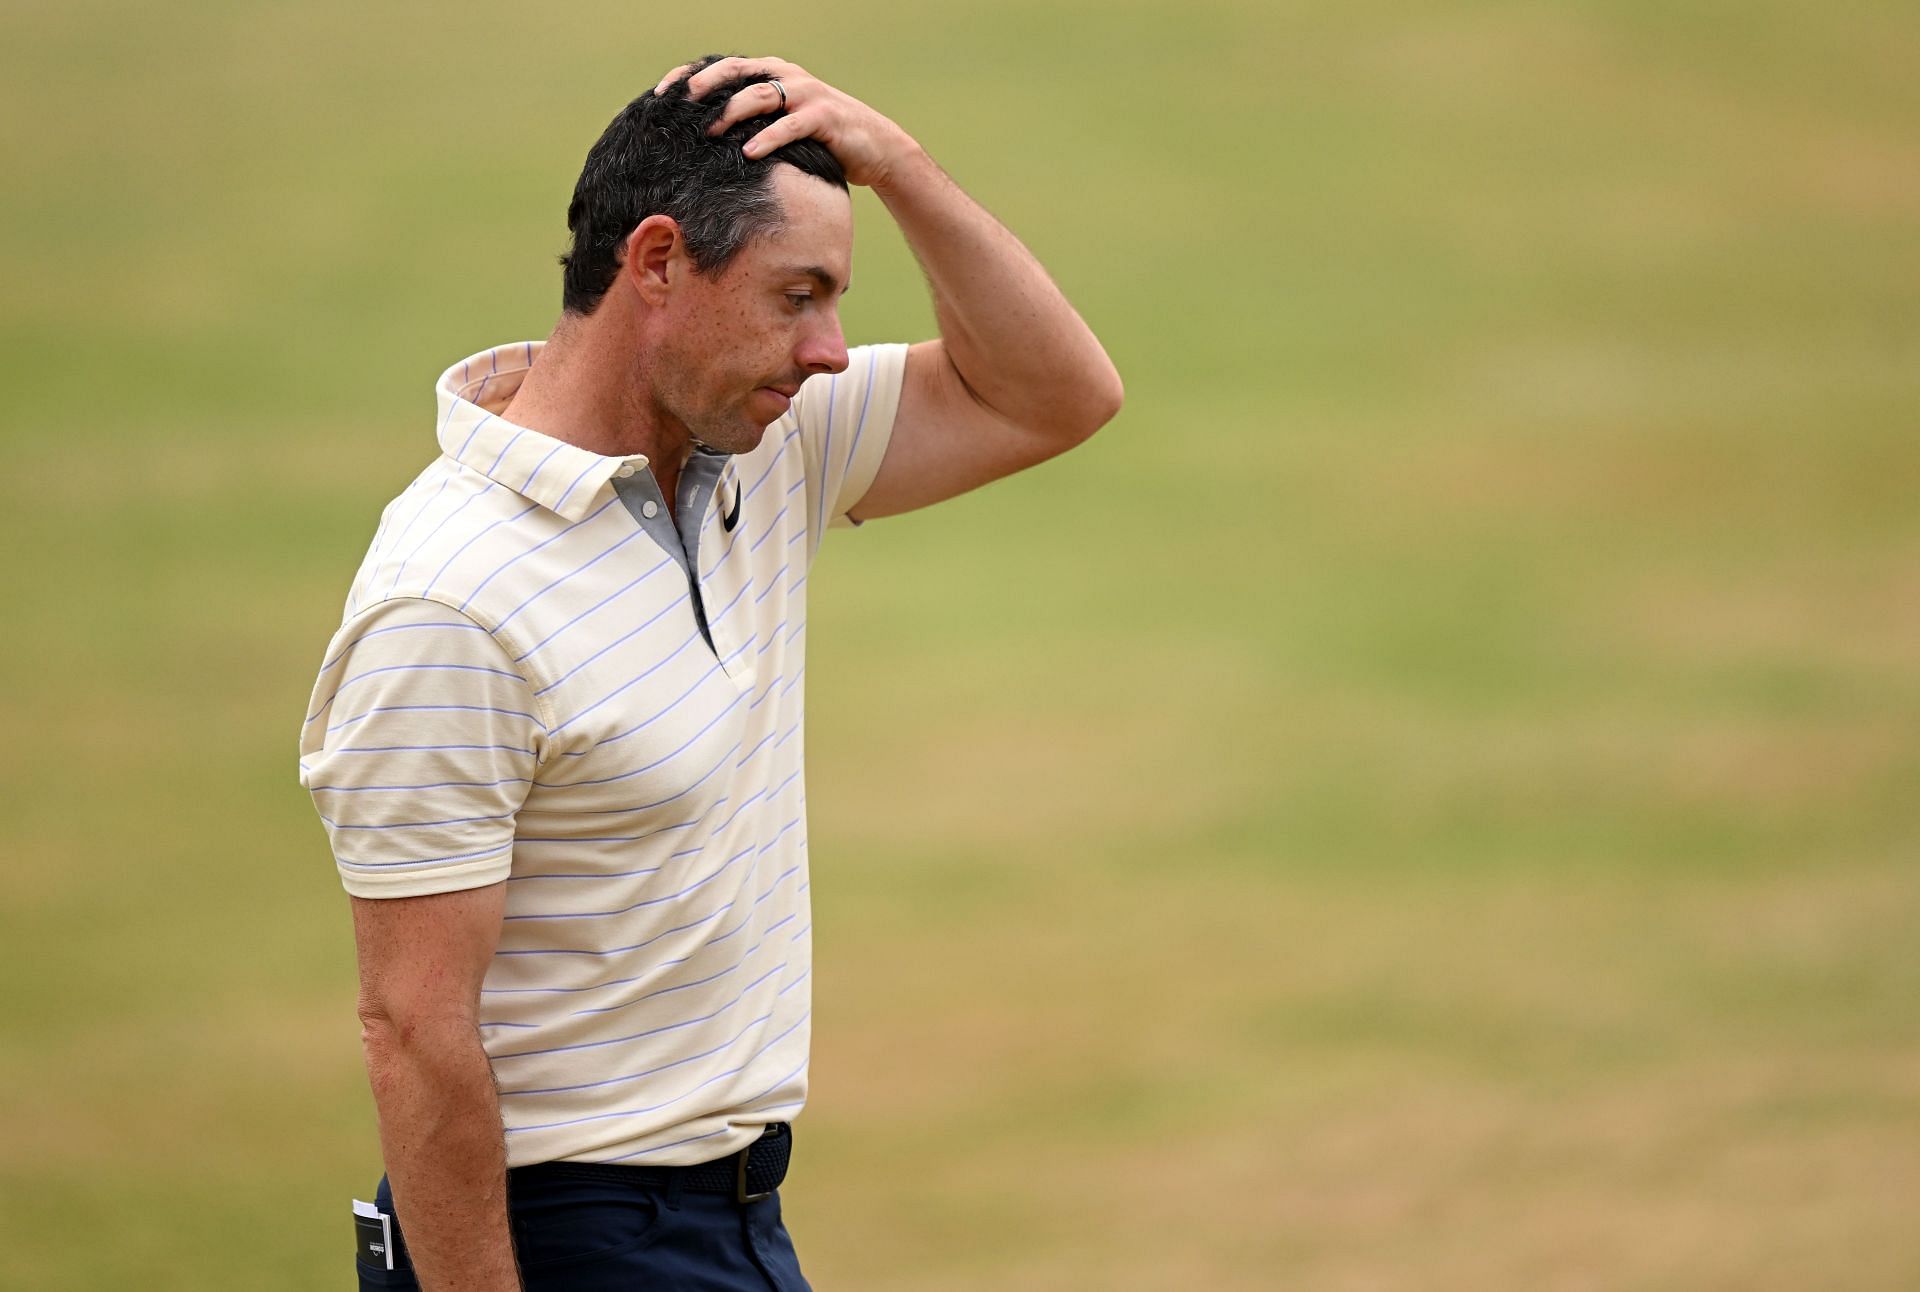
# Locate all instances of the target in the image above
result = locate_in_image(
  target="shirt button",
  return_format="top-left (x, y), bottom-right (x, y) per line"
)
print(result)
top-left (641, 500), bottom-right (660, 519)
top-left (615, 464), bottom-right (637, 479)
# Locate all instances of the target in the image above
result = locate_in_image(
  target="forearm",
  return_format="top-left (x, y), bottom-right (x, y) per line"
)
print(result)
top-left (363, 1018), bottom-right (521, 1292)
top-left (874, 146), bottom-right (1123, 437)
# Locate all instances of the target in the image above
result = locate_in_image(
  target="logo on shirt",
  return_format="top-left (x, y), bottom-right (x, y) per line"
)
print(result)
top-left (720, 484), bottom-right (741, 533)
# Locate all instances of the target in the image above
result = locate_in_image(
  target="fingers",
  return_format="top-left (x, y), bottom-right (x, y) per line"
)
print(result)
top-left (683, 55), bottom-right (803, 101)
top-left (651, 63), bottom-right (694, 96)
top-left (705, 80), bottom-right (787, 135)
top-left (739, 113), bottom-right (812, 160)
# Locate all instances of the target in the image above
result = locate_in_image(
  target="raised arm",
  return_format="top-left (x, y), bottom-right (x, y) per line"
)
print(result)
top-left (676, 56), bottom-right (1125, 518)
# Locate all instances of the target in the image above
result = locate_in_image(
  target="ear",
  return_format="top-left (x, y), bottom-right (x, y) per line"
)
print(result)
top-left (621, 214), bottom-right (684, 307)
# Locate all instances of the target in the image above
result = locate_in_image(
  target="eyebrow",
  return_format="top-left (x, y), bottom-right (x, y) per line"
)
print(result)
top-left (782, 264), bottom-right (849, 296)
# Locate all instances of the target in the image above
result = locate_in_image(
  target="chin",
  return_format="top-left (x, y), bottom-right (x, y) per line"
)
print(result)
top-left (694, 420), bottom-right (770, 457)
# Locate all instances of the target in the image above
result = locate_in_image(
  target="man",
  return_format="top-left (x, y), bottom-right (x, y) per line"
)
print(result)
top-left (299, 54), bottom-right (1120, 1290)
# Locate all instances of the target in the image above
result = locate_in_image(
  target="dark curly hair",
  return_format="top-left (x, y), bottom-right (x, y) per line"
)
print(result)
top-left (559, 55), bottom-right (849, 315)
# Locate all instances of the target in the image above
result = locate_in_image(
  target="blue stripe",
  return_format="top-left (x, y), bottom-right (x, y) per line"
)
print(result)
top-left (705, 579), bottom-right (754, 631)
top-left (310, 775), bottom-right (533, 795)
top-left (567, 957), bottom-right (748, 1019)
top-left (388, 479), bottom-right (499, 597)
top-left (423, 501), bottom-right (541, 597)
top-left (719, 633), bottom-right (759, 668)
top-left (485, 427), bottom-right (527, 477)
top-left (814, 373), bottom-right (838, 535)
top-left (324, 703), bottom-right (537, 737)
top-left (702, 786), bottom-right (767, 839)
top-left (521, 442), bottom-right (564, 494)
top-left (845, 348), bottom-right (879, 472)
top-left (512, 796), bottom-right (727, 853)
top-left (338, 841), bottom-right (513, 870)
top-left (491, 963), bottom-right (785, 1061)
top-left (494, 901), bottom-right (732, 959)
top-left (734, 730), bottom-right (776, 770)
top-left (549, 691), bottom-right (747, 791)
top-left (496, 529), bottom-right (644, 633)
top-left (501, 844), bottom-right (753, 923)
top-left (330, 741), bottom-right (536, 755)
top-left (754, 864), bottom-right (802, 905)
top-left (553, 458), bottom-right (603, 512)
top-left (455, 413), bottom-right (492, 462)
top-left (509, 861), bottom-right (662, 882)
top-left (753, 573), bottom-right (785, 605)
top-left (544, 626), bottom-right (700, 734)
top-left (742, 431), bottom-right (800, 502)
top-left (747, 671), bottom-right (784, 709)
top-left (307, 663), bottom-right (525, 724)
top-left (748, 507), bottom-right (789, 554)
top-left (319, 809), bottom-right (516, 832)
top-left (756, 818), bottom-right (802, 855)
top-left (499, 1012), bottom-right (775, 1096)
top-left (515, 557), bottom-right (674, 662)
top-left (374, 471), bottom-right (457, 595)
top-left (564, 657), bottom-right (723, 756)
top-left (602, 1128), bottom-right (733, 1163)
top-left (526, 739), bottom-right (742, 818)
top-left (537, 597), bottom-right (691, 698)
top-left (459, 497), bottom-right (621, 613)
top-left (319, 620), bottom-right (485, 674)
top-left (506, 1012), bottom-right (808, 1134)
top-left (513, 817), bottom-right (716, 852)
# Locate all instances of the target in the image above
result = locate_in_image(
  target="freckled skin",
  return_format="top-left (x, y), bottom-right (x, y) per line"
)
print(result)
top-left (645, 165), bottom-right (854, 458)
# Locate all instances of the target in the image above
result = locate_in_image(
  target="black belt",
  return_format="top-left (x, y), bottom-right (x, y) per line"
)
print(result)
top-left (514, 1123), bottom-right (792, 1204)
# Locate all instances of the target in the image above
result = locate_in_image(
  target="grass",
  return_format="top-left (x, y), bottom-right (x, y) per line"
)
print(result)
top-left (1, 0), bottom-right (1916, 1287)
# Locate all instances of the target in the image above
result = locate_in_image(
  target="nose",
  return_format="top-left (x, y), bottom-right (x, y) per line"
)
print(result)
top-left (796, 309), bottom-right (849, 376)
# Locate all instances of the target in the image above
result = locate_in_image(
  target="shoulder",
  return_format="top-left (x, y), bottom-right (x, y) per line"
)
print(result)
top-left (347, 459), bottom-right (628, 640)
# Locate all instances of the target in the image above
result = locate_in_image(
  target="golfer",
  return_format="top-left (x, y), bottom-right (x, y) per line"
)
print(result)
top-left (299, 53), bottom-right (1120, 1290)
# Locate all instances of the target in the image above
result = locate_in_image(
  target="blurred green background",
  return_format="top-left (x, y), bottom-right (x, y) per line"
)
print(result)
top-left (3, 0), bottom-right (1917, 1287)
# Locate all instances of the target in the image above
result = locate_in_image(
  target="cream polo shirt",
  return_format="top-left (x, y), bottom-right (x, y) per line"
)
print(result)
top-left (299, 339), bottom-right (906, 1167)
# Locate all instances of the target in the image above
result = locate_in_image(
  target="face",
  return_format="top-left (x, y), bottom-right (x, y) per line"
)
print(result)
top-left (649, 165), bottom-right (854, 456)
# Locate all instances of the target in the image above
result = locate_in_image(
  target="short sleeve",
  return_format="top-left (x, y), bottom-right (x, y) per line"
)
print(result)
top-left (791, 342), bottom-right (908, 546)
top-left (297, 597), bottom-right (545, 899)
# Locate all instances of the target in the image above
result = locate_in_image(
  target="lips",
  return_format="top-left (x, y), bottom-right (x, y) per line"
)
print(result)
top-left (758, 382), bottom-right (802, 416)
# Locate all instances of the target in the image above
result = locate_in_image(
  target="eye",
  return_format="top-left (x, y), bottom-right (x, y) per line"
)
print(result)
top-left (784, 292), bottom-right (810, 311)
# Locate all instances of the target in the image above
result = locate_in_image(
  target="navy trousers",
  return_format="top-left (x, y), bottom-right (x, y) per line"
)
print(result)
top-left (356, 1166), bottom-right (812, 1290)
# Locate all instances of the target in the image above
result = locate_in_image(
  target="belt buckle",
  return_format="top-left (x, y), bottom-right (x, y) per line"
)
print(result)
top-left (734, 1141), bottom-right (771, 1204)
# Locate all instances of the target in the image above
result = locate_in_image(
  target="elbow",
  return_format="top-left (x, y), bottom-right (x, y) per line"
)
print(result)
top-left (1087, 363), bottom-right (1125, 433)
top-left (357, 992), bottom-right (408, 1070)
top-left (356, 990), bottom-right (470, 1067)
top-left (1060, 361), bottom-right (1124, 446)
top-left (1037, 359), bottom-right (1123, 450)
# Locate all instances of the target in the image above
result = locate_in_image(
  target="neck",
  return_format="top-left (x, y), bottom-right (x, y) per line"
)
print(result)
top-left (502, 311), bottom-right (694, 496)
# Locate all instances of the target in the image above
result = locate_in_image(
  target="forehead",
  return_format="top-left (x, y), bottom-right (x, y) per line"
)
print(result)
top-left (742, 164), bottom-right (853, 280)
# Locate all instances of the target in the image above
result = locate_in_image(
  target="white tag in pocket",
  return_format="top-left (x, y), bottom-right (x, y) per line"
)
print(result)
top-left (352, 1198), bottom-right (395, 1270)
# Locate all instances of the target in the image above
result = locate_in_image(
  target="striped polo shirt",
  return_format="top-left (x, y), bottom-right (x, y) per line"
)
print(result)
top-left (298, 339), bottom-right (906, 1167)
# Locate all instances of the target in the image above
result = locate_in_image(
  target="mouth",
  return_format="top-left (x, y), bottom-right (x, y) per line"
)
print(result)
top-left (757, 383), bottom-right (802, 416)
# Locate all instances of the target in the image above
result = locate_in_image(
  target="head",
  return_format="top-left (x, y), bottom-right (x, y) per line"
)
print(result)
top-left (560, 56), bottom-right (854, 454)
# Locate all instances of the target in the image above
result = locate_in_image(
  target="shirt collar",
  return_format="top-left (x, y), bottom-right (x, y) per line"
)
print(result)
top-left (433, 341), bottom-right (650, 523)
